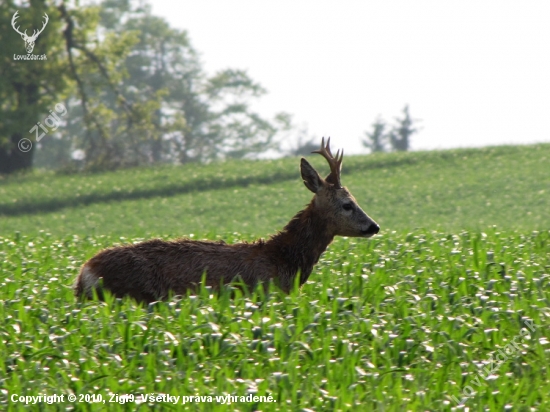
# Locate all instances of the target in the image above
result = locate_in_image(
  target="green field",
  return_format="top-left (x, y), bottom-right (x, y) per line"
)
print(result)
top-left (1, 144), bottom-right (549, 411)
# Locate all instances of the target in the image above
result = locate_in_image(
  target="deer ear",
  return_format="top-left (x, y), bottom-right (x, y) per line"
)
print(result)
top-left (300, 158), bottom-right (324, 193)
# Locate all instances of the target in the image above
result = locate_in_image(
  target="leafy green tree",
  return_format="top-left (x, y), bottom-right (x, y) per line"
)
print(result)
top-left (57, 1), bottom-right (163, 170)
top-left (1, 0), bottom-right (160, 173)
top-left (56, 0), bottom-right (288, 167)
top-left (2, 0), bottom-right (290, 174)
top-left (112, 4), bottom-right (287, 164)
top-left (0, 0), bottom-right (68, 174)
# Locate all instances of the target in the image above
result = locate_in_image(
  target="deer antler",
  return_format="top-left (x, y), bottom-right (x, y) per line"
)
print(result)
top-left (32, 13), bottom-right (49, 40)
top-left (11, 11), bottom-right (49, 39)
top-left (312, 137), bottom-right (343, 187)
top-left (11, 11), bottom-right (26, 37)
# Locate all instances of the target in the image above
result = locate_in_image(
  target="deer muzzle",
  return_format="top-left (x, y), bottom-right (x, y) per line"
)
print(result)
top-left (360, 221), bottom-right (380, 237)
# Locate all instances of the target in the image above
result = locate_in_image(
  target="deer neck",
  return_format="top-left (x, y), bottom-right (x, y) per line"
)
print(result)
top-left (266, 200), bottom-right (334, 292)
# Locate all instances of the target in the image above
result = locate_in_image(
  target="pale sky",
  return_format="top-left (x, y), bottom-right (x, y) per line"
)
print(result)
top-left (151, 1), bottom-right (550, 155)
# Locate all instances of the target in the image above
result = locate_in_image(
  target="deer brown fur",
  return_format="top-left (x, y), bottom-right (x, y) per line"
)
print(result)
top-left (74, 138), bottom-right (379, 303)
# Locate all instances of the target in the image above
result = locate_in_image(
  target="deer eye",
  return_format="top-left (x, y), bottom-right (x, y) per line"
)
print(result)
top-left (342, 203), bottom-right (353, 211)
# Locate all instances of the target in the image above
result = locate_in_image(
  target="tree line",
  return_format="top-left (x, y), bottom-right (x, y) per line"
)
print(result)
top-left (362, 105), bottom-right (420, 153)
top-left (1, 0), bottom-right (420, 175)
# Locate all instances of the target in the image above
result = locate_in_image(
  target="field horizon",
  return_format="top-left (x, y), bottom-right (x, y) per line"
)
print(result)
top-left (0, 143), bottom-right (548, 240)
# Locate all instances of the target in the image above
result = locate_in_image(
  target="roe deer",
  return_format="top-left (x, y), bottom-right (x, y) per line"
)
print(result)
top-left (74, 138), bottom-right (379, 303)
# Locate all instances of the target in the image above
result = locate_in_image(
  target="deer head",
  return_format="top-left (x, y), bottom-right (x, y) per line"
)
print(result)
top-left (300, 137), bottom-right (379, 238)
top-left (12, 11), bottom-right (49, 54)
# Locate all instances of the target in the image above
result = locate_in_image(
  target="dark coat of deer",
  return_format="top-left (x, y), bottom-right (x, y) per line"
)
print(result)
top-left (74, 138), bottom-right (379, 303)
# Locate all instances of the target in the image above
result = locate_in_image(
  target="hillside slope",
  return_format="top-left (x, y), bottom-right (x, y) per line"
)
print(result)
top-left (0, 144), bottom-right (548, 237)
